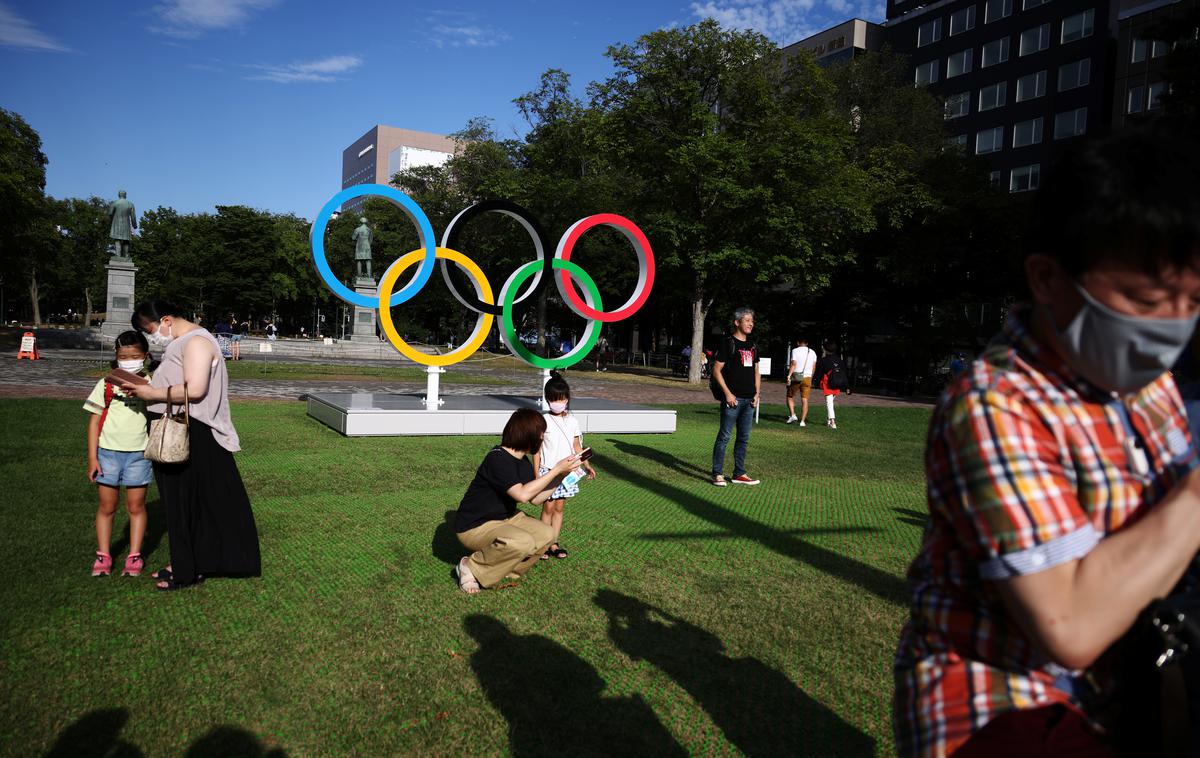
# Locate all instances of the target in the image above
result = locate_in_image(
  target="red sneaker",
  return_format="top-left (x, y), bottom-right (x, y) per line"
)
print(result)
top-left (92, 551), bottom-right (112, 577)
top-left (122, 553), bottom-right (144, 577)
top-left (731, 474), bottom-right (760, 486)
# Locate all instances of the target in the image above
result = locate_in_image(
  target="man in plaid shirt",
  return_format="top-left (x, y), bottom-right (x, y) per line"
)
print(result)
top-left (895, 128), bottom-right (1200, 756)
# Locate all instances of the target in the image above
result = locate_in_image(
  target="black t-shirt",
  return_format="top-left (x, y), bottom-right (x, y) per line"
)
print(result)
top-left (715, 337), bottom-right (759, 398)
top-left (455, 447), bottom-right (534, 533)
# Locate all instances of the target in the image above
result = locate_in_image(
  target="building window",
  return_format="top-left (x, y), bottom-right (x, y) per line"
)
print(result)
top-left (915, 60), bottom-right (939, 85)
top-left (986, 0), bottom-right (1012, 23)
top-left (1013, 117), bottom-right (1044, 147)
top-left (945, 91), bottom-right (970, 119)
top-left (976, 126), bottom-right (1004, 154)
top-left (1131, 38), bottom-right (1148, 63)
top-left (979, 81), bottom-right (1008, 110)
top-left (950, 6), bottom-right (977, 35)
top-left (947, 49), bottom-right (974, 77)
top-left (1024, 0), bottom-right (1050, 8)
top-left (982, 37), bottom-right (1010, 67)
top-left (1057, 59), bottom-right (1091, 91)
top-left (1152, 39), bottom-right (1169, 57)
top-left (918, 18), bottom-right (943, 47)
top-left (1020, 24), bottom-right (1051, 56)
top-left (1016, 70), bottom-right (1047, 100)
top-left (989, 170), bottom-right (1002, 187)
top-left (1127, 85), bottom-right (1145, 113)
top-left (1060, 10), bottom-right (1094, 44)
top-left (947, 133), bottom-right (969, 152)
top-left (1010, 164), bottom-right (1041, 192)
top-left (1148, 82), bottom-right (1167, 110)
top-left (1053, 107), bottom-right (1087, 138)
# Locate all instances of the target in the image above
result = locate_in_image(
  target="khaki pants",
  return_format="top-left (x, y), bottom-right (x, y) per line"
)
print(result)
top-left (457, 512), bottom-right (555, 588)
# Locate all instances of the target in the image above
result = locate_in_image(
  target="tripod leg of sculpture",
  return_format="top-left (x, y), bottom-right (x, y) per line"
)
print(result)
top-left (423, 366), bottom-right (446, 410)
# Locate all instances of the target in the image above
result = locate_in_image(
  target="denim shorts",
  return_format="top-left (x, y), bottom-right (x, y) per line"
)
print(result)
top-left (231, 334), bottom-right (243, 342)
top-left (96, 448), bottom-right (152, 487)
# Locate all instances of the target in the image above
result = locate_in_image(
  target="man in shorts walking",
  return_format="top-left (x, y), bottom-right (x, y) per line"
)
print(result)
top-left (786, 337), bottom-right (816, 425)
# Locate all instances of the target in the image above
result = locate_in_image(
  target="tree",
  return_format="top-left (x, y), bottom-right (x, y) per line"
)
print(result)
top-left (0, 108), bottom-right (49, 324)
top-left (591, 21), bottom-right (876, 382)
top-left (46, 197), bottom-right (110, 327)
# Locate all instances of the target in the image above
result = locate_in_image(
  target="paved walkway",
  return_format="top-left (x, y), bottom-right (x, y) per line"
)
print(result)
top-left (0, 349), bottom-right (932, 409)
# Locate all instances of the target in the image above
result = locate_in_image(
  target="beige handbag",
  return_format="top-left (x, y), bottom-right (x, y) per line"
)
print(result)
top-left (145, 383), bottom-right (190, 464)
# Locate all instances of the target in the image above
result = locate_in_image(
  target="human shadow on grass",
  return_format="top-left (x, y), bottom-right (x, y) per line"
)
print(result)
top-left (893, 507), bottom-right (928, 528)
top-left (464, 614), bottom-right (686, 757)
top-left (607, 439), bottom-right (712, 478)
top-left (595, 590), bottom-right (875, 757)
top-left (432, 510), bottom-right (462, 565)
top-left (599, 448), bottom-right (907, 605)
top-left (45, 709), bottom-right (287, 758)
top-left (109, 498), bottom-right (168, 561)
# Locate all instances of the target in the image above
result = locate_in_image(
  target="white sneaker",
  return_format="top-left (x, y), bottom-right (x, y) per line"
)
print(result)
top-left (785, 416), bottom-right (797, 424)
top-left (799, 421), bottom-right (806, 427)
top-left (829, 419), bottom-right (837, 429)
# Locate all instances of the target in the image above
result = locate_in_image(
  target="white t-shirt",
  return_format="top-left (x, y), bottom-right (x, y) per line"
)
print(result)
top-left (790, 346), bottom-right (817, 378)
top-left (540, 412), bottom-right (582, 467)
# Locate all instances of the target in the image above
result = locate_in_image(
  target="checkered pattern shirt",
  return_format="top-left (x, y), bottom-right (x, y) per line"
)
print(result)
top-left (893, 306), bottom-right (1195, 757)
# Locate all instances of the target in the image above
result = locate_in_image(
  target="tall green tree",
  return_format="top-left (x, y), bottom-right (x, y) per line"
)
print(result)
top-left (0, 108), bottom-right (50, 324)
top-left (592, 21), bottom-right (876, 382)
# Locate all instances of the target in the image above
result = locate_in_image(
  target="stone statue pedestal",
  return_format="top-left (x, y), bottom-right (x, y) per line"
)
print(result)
top-left (350, 277), bottom-right (378, 343)
top-left (100, 257), bottom-right (138, 339)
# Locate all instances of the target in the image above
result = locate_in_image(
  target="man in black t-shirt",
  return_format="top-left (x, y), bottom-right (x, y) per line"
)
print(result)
top-left (710, 307), bottom-right (761, 486)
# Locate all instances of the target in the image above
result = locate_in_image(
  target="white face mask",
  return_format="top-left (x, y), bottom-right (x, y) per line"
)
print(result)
top-left (148, 321), bottom-right (173, 347)
top-left (548, 400), bottom-right (568, 414)
top-left (117, 358), bottom-right (145, 372)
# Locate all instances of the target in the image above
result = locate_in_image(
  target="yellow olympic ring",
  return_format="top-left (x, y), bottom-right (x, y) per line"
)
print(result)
top-left (378, 247), bottom-right (494, 367)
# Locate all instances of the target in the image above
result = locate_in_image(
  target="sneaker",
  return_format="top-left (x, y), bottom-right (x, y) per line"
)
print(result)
top-left (785, 416), bottom-right (797, 424)
top-left (731, 474), bottom-right (760, 486)
top-left (799, 420), bottom-right (806, 427)
top-left (122, 553), bottom-right (144, 577)
top-left (92, 551), bottom-right (112, 577)
top-left (829, 419), bottom-right (838, 430)
top-left (712, 475), bottom-right (728, 487)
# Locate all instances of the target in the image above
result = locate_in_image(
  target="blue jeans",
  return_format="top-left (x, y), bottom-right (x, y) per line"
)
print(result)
top-left (712, 397), bottom-right (754, 477)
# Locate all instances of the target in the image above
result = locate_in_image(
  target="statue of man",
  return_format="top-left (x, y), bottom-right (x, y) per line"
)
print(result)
top-left (352, 216), bottom-right (373, 280)
top-left (107, 190), bottom-right (137, 258)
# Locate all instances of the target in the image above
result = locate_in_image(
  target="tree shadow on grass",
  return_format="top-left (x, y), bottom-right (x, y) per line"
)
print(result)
top-left (45, 710), bottom-right (287, 757)
top-left (599, 446), bottom-right (907, 605)
top-left (607, 439), bottom-right (712, 479)
top-left (464, 614), bottom-right (686, 757)
top-left (110, 498), bottom-right (168, 561)
top-left (595, 590), bottom-right (875, 757)
top-left (432, 510), bottom-right (462, 566)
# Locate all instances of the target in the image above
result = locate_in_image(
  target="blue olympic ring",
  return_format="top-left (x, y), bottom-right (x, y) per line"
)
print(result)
top-left (309, 184), bottom-right (437, 309)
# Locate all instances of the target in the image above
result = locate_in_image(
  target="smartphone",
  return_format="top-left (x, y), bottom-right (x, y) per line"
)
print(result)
top-left (104, 368), bottom-right (149, 386)
top-left (578, 447), bottom-right (594, 462)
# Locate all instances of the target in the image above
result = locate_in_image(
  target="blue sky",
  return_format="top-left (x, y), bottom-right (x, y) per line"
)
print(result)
top-left (1, 0), bottom-right (884, 219)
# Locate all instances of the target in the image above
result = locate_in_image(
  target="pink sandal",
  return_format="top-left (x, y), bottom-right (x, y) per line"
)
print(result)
top-left (92, 551), bottom-right (112, 577)
top-left (122, 553), bottom-right (144, 577)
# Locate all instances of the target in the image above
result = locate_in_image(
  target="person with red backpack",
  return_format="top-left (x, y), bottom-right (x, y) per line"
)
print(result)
top-left (814, 340), bottom-right (850, 429)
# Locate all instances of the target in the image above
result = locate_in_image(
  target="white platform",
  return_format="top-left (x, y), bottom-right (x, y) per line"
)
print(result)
top-left (307, 393), bottom-right (677, 437)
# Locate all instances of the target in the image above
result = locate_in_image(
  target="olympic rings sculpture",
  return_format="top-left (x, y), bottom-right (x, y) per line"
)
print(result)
top-left (310, 184), bottom-right (654, 370)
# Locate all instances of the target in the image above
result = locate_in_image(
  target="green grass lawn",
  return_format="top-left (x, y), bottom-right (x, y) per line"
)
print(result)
top-left (0, 398), bottom-right (930, 757)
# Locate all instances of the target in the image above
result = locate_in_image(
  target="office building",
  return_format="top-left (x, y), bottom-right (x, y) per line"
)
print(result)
top-left (1112, 0), bottom-right (1195, 127)
top-left (885, 0), bottom-right (1116, 192)
top-left (341, 126), bottom-right (457, 206)
top-left (782, 18), bottom-right (887, 64)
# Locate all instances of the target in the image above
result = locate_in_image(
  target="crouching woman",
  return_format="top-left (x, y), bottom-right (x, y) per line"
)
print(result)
top-left (454, 408), bottom-right (580, 594)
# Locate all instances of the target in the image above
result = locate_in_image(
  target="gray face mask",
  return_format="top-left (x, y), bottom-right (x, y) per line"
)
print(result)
top-left (1056, 284), bottom-right (1198, 394)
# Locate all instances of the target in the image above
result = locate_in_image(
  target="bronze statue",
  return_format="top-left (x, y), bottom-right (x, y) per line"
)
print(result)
top-left (107, 190), bottom-right (137, 258)
top-left (352, 216), bottom-right (373, 280)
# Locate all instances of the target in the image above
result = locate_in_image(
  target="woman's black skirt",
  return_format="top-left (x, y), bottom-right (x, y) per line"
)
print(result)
top-left (153, 420), bottom-right (261, 585)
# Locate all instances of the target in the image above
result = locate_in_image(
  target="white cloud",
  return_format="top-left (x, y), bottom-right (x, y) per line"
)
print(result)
top-left (245, 54), bottom-right (363, 83)
top-left (151, 0), bottom-right (278, 38)
top-left (691, 0), bottom-right (886, 44)
top-left (0, 3), bottom-right (71, 52)
top-left (430, 22), bottom-right (510, 48)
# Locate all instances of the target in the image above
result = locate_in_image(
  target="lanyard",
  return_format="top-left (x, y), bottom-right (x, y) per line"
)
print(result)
top-left (1109, 399), bottom-right (1152, 481)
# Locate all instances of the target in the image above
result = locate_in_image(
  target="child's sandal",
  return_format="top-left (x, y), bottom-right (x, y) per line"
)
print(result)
top-left (92, 552), bottom-right (112, 577)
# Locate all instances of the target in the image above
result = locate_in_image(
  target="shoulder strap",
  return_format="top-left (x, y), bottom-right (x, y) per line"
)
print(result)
top-left (97, 381), bottom-right (116, 438)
